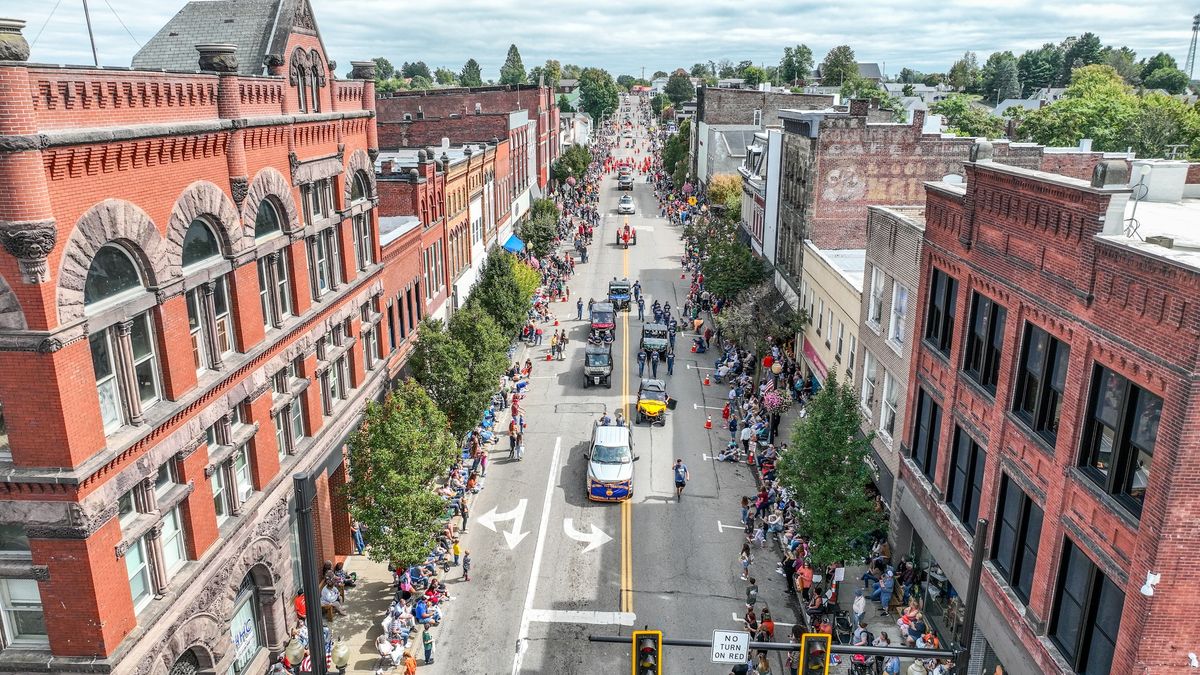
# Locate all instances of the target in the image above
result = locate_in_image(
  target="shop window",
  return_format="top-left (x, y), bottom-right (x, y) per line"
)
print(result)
top-left (1079, 366), bottom-right (1161, 517)
top-left (963, 292), bottom-right (1007, 395)
top-left (992, 474), bottom-right (1043, 603)
top-left (1012, 323), bottom-right (1069, 444)
top-left (923, 267), bottom-right (958, 357)
top-left (1050, 539), bottom-right (1124, 673)
top-left (229, 574), bottom-right (264, 674)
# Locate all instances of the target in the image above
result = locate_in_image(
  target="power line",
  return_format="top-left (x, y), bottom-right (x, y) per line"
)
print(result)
top-left (101, 0), bottom-right (141, 48)
top-left (29, 0), bottom-right (65, 47)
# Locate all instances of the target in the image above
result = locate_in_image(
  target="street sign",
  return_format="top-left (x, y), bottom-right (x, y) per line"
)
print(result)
top-left (711, 629), bottom-right (750, 664)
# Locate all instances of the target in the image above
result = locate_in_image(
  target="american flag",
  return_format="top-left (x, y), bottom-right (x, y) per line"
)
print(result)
top-left (762, 377), bottom-right (775, 394)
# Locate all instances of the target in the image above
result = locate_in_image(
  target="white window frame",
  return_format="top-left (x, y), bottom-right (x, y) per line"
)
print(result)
top-left (0, 579), bottom-right (47, 646)
top-left (234, 446), bottom-right (254, 503)
top-left (354, 214), bottom-right (373, 271)
top-left (861, 351), bottom-right (878, 413)
top-left (126, 536), bottom-right (153, 612)
top-left (868, 267), bottom-right (885, 326)
top-left (212, 470), bottom-right (230, 525)
top-left (160, 507), bottom-right (187, 578)
top-left (881, 371), bottom-right (899, 438)
top-left (889, 284), bottom-right (910, 349)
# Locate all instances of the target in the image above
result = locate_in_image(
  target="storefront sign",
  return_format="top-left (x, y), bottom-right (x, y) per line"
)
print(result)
top-left (229, 594), bottom-right (260, 674)
top-left (802, 337), bottom-right (828, 380)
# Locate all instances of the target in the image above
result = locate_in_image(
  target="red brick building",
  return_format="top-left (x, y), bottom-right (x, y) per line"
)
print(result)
top-left (897, 146), bottom-right (1200, 674)
top-left (0, 2), bottom-right (396, 672)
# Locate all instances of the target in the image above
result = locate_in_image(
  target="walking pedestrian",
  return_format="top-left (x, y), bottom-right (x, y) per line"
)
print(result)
top-left (576, 298), bottom-right (584, 321)
top-left (745, 577), bottom-right (759, 610)
top-left (637, 349), bottom-right (646, 377)
top-left (351, 521), bottom-right (366, 555)
top-left (782, 554), bottom-right (797, 595)
top-left (740, 543), bottom-right (752, 580)
top-left (650, 349), bottom-right (659, 377)
top-left (672, 459), bottom-right (689, 500)
top-left (740, 423), bottom-right (753, 455)
top-left (666, 349), bottom-right (675, 375)
top-left (852, 588), bottom-right (867, 627)
top-left (461, 551), bottom-right (472, 581)
top-left (637, 296), bottom-right (645, 321)
top-left (740, 496), bottom-right (751, 525)
top-left (459, 503), bottom-right (470, 533)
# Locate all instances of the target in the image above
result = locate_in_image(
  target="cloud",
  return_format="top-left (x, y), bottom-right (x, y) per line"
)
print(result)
top-left (18, 0), bottom-right (1198, 79)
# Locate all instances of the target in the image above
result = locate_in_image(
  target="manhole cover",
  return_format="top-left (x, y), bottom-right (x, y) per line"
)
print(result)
top-left (555, 402), bottom-right (607, 414)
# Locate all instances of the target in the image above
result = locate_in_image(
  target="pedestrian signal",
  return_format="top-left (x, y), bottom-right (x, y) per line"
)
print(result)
top-left (799, 632), bottom-right (832, 674)
top-left (631, 629), bottom-right (662, 675)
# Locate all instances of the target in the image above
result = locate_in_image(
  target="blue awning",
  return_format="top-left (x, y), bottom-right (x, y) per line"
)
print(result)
top-left (503, 235), bottom-right (525, 253)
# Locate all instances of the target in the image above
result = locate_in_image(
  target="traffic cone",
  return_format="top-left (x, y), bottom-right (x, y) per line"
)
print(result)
top-left (705, 416), bottom-right (712, 430)
top-left (546, 353), bottom-right (552, 361)
top-left (681, 273), bottom-right (685, 279)
top-left (554, 319), bottom-right (559, 326)
top-left (704, 374), bottom-right (711, 386)
top-left (691, 345), bottom-right (697, 353)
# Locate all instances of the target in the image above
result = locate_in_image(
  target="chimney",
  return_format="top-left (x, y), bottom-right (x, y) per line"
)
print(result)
top-left (848, 98), bottom-right (869, 118)
top-left (0, 18), bottom-right (31, 62)
top-left (1078, 138), bottom-right (1093, 153)
top-left (381, 159), bottom-right (394, 175)
top-left (1093, 159), bottom-right (1133, 235)
top-left (441, 137), bottom-right (450, 150)
top-left (417, 106), bottom-right (424, 119)
top-left (195, 43), bottom-right (238, 73)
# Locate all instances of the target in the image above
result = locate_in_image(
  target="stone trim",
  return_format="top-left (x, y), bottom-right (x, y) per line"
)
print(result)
top-left (242, 166), bottom-right (301, 235)
top-left (289, 152), bottom-right (344, 186)
top-left (0, 320), bottom-right (86, 353)
top-left (165, 181), bottom-right (247, 277)
top-left (0, 561), bottom-right (50, 581)
top-left (343, 148), bottom-right (377, 205)
top-left (0, 218), bottom-right (57, 284)
top-left (26, 502), bottom-right (118, 540)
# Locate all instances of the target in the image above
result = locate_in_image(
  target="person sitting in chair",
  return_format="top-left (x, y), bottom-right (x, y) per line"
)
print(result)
top-left (806, 587), bottom-right (828, 618)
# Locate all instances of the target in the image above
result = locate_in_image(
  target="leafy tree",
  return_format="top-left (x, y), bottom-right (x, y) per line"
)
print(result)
top-left (409, 319), bottom-right (475, 440)
top-left (557, 94), bottom-right (576, 113)
top-left (716, 282), bottom-right (808, 364)
top-left (650, 93), bottom-right (667, 116)
top-left (578, 67), bottom-right (620, 121)
top-left (764, 66), bottom-right (779, 85)
top-left (777, 373), bottom-right (883, 570)
top-left (779, 44), bottom-right (814, 86)
top-left (1126, 92), bottom-right (1200, 160)
top-left (742, 66), bottom-right (766, 87)
top-left (1101, 45), bottom-right (1140, 85)
top-left (499, 44), bottom-right (527, 85)
top-left (930, 94), bottom-right (1005, 138)
top-left (519, 212), bottom-right (558, 258)
top-left (563, 63), bottom-right (583, 79)
top-left (948, 51), bottom-right (981, 91)
top-left (902, 83), bottom-right (916, 97)
top-left (552, 143), bottom-right (592, 183)
top-left (616, 74), bottom-right (636, 90)
top-left (460, 59), bottom-right (483, 87)
top-left (841, 76), bottom-right (904, 120)
top-left (707, 174), bottom-right (742, 212)
top-left (531, 196), bottom-right (558, 222)
top-left (897, 67), bottom-right (923, 84)
top-left (346, 379), bottom-right (458, 567)
top-left (716, 59), bottom-right (736, 78)
top-left (1143, 67), bottom-right (1190, 94)
top-left (467, 250), bottom-right (529, 335)
top-left (1018, 44), bottom-right (1064, 97)
top-left (661, 118), bottom-right (690, 179)
top-left (690, 63), bottom-right (709, 77)
top-left (980, 51), bottom-right (1019, 103)
top-left (820, 45), bottom-right (858, 86)
top-left (1139, 52), bottom-right (1177, 82)
top-left (651, 70), bottom-right (668, 80)
top-left (434, 67), bottom-right (457, 86)
top-left (1014, 65), bottom-right (1138, 151)
top-left (542, 59), bottom-right (562, 89)
top-left (922, 72), bottom-right (947, 87)
top-left (664, 71), bottom-right (696, 105)
top-left (376, 78), bottom-right (404, 95)
top-left (401, 61), bottom-right (432, 80)
top-left (447, 305), bottom-right (509, 417)
top-left (1059, 32), bottom-right (1103, 86)
top-left (372, 57), bottom-right (395, 80)
top-left (702, 241), bottom-right (769, 299)
top-left (408, 75), bottom-right (433, 91)
top-left (734, 60), bottom-right (754, 77)
top-left (528, 65), bottom-right (545, 87)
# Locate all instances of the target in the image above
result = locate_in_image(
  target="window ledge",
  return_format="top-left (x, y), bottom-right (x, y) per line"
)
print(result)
top-left (1066, 467), bottom-right (1141, 531)
top-left (866, 320), bottom-right (882, 336)
top-left (886, 338), bottom-right (905, 356)
top-left (1003, 411), bottom-right (1057, 459)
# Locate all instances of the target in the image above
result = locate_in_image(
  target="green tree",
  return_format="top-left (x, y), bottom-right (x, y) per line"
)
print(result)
top-left (460, 58), bottom-right (483, 87)
top-left (448, 305), bottom-right (509, 417)
top-left (372, 57), bottom-right (395, 80)
top-left (499, 44), bottom-right (527, 85)
top-left (557, 94), bottom-right (576, 113)
top-left (930, 94), bottom-right (1005, 138)
top-left (578, 67), bottom-right (620, 121)
top-left (1058, 32), bottom-right (1104, 86)
top-left (434, 67), bottom-right (457, 86)
top-left (841, 76), bottom-right (905, 120)
top-left (650, 93), bottom-right (667, 116)
top-left (519, 213), bottom-right (557, 258)
top-left (702, 241), bottom-right (769, 299)
top-left (541, 59), bottom-right (562, 89)
top-left (716, 283), bottom-right (808, 362)
top-left (902, 83), bottom-right (916, 97)
top-left (408, 75), bottom-right (433, 91)
top-left (1126, 92), bottom-right (1200, 160)
top-left (408, 319), bottom-right (475, 440)
top-left (401, 61), bottom-right (432, 80)
top-left (922, 72), bottom-right (947, 87)
top-left (690, 63), bottom-right (709, 77)
top-left (780, 44), bottom-right (814, 86)
top-left (664, 71), bottom-right (696, 105)
top-left (616, 74), bottom-right (636, 90)
top-left (776, 373), bottom-right (883, 570)
top-left (1017, 44), bottom-right (1064, 97)
top-left (652, 70), bottom-right (669, 80)
top-left (467, 250), bottom-right (530, 335)
top-left (1014, 65), bottom-right (1138, 151)
top-left (1101, 45), bottom-right (1140, 85)
top-left (346, 380), bottom-right (458, 567)
top-left (661, 118), bottom-right (690, 178)
top-left (980, 51), bottom-right (1019, 103)
top-left (376, 78), bottom-right (404, 95)
top-left (552, 143), bottom-right (592, 183)
top-left (897, 67), bottom-right (923, 84)
top-left (1139, 52), bottom-right (1178, 81)
top-left (562, 63), bottom-right (583, 79)
top-left (742, 66), bottom-right (766, 87)
top-left (948, 51), bottom-right (981, 91)
top-left (1143, 67), bottom-right (1190, 94)
top-left (820, 45), bottom-right (858, 86)
top-left (716, 59), bottom-right (736, 78)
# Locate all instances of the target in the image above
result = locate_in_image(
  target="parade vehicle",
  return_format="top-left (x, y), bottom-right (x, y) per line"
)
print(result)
top-left (586, 420), bottom-right (637, 501)
top-left (607, 279), bottom-right (632, 310)
top-left (590, 301), bottom-right (616, 334)
top-left (617, 222), bottom-right (637, 247)
top-left (635, 378), bottom-right (675, 425)
top-left (639, 323), bottom-right (669, 354)
top-left (618, 174), bottom-right (634, 191)
top-left (618, 195), bottom-right (636, 214)
top-left (582, 344), bottom-right (613, 389)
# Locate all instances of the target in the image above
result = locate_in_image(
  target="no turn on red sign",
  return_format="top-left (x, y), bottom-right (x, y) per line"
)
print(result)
top-left (711, 629), bottom-right (750, 664)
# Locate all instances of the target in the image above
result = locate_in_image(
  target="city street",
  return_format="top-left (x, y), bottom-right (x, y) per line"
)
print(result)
top-left (419, 103), bottom-right (775, 674)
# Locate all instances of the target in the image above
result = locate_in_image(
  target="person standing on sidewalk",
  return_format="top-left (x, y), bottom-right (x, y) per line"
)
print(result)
top-left (781, 553), bottom-right (797, 596)
top-left (459, 502), bottom-right (470, 533)
top-left (461, 551), bottom-right (472, 581)
top-left (672, 459), bottom-right (690, 500)
top-left (422, 627), bottom-right (435, 665)
top-left (351, 521), bottom-right (366, 555)
top-left (577, 298), bottom-right (584, 321)
top-left (744, 577), bottom-right (759, 611)
top-left (637, 295), bottom-right (645, 321)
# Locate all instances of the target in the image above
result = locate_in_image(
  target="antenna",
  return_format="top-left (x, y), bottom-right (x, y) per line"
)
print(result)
top-left (1187, 13), bottom-right (1200, 79)
top-left (82, 0), bottom-right (99, 66)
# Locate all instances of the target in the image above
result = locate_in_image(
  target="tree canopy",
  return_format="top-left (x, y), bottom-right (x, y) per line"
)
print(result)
top-left (553, 143), bottom-right (592, 184)
top-left (777, 373), bottom-right (883, 570)
top-left (701, 241), bottom-right (769, 300)
top-left (499, 44), bottom-right (527, 85)
top-left (460, 59), bottom-right (483, 87)
top-left (578, 67), bottom-right (619, 121)
top-left (931, 94), bottom-right (1006, 138)
top-left (779, 44), bottom-right (814, 86)
top-left (401, 61), bottom-right (432, 80)
top-left (434, 67), bottom-right (457, 86)
top-left (664, 72), bottom-right (695, 106)
top-left (819, 45), bottom-right (857, 86)
top-left (372, 57), bottom-right (394, 80)
top-left (557, 94), bottom-right (576, 113)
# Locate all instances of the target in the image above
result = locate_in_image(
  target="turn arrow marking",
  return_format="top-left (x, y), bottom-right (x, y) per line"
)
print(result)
top-left (563, 518), bottom-right (613, 552)
top-left (478, 499), bottom-right (530, 549)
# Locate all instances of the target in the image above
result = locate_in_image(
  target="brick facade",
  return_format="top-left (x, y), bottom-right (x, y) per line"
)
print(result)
top-left (897, 153), bottom-right (1200, 674)
top-left (0, 5), bottom-right (396, 672)
top-left (695, 86), bottom-right (836, 126)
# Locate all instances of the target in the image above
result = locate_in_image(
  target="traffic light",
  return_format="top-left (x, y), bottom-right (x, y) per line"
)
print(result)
top-left (631, 629), bottom-right (662, 675)
top-left (798, 632), bottom-right (832, 674)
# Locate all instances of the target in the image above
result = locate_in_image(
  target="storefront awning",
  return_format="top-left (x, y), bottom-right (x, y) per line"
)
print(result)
top-left (502, 235), bottom-right (525, 253)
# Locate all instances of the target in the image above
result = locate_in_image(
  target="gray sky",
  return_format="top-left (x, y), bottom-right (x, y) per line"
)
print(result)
top-left (11, 0), bottom-right (1199, 80)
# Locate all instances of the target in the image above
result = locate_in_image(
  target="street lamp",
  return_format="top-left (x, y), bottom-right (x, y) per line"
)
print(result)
top-left (293, 474), bottom-right (329, 675)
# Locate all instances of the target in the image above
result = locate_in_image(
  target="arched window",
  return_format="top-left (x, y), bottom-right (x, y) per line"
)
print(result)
top-left (229, 573), bottom-right (265, 674)
top-left (254, 200), bottom-right (282, 239)
top-left (85, 245), bottom-right (161, 433)
top-left (181, 220), bottom-right (236, 372)
top-left (309, 66), bottom-right (321, 112)
top-left (181, 219), bottom-right (220, 268)
top-left (350, 172), bottom-right (368, 203)
top-left (254, 200), bottom-right (294, 331)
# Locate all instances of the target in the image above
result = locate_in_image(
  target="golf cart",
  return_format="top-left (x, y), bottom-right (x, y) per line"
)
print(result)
top-left (589, 301), bottom-right (616, 342)
top-left (583, 344), bottom-right (613, 388)
top-left (635, 378), bottom-right (675, 425)
top-left (607, 279), bottom-right (632, 311)
top-left (639, 323), bottom-right (669, 354)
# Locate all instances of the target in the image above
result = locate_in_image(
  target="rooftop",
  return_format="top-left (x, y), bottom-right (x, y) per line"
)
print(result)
top-left (813, 247), bottom-right (867, 291)
top-left (378, 215), bottom-right (420, 246)
top-left (375, 142), bottom-right (490, 170)
top-left (1108, 198), bottom-right (1200, 271)
top-left (132, 0), bottom-right (297, 75)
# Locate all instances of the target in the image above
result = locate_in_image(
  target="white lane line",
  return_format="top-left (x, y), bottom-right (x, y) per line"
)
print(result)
top-left (717, 520), bottom-right (742, 533)
top-left (686, 364), bottom-right (715, 370)
top-left (527, 609), bottom-right (637, 626)
top-left (511, 436), bottom-right (562, 674)
top-left (693, 403), bottom-right (726, 410)
top-left (731, 612), bottom-right (797, 628)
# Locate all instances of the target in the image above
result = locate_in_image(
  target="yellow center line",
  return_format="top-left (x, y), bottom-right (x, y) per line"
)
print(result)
top-left (620, 244), bottom-right (633, 613)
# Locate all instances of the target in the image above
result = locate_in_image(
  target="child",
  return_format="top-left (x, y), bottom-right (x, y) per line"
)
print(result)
top-left (422, 627), bottom-right (435, 665)
top-left (739, 543), bottom-right (752, 581)
top-left (462, 551), bottom-right (472, 581)
top-left (452, 539), bottom-right (461, 566)
top-left (752, 521), bottom-right (767, 548)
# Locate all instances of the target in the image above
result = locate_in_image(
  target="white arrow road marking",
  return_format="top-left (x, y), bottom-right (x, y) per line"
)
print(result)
top-left (563, 518), bottom-right (613, 552)
top-left (511, 437), bottom-right (562, 674)
top-left (527, 609), bottom-right (635, 626)
top-left (478, 499), bottom-right (529, 549)
top-left (731, 612), bottom-right (796, 627)
top-left (717, 521), bottom-right (743, 533)
top-left (686, 364), bottom-right (715, 370)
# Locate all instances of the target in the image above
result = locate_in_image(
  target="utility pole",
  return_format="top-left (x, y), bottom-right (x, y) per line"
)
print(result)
top-left (294, 474), bottom-right (329, 675)
top-left (81, 0), bottom-right (99, 66)
top-left (956, 518), bottom-right (991, 672)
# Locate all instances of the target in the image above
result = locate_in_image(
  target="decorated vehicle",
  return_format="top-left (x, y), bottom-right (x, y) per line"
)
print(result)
top-left (583, 344), bottom-right (613, 388)
top-left (635, 378), bottom-right (674, 425)
top-left (607, 279), bottom-right (632, 310)
top-left (618, 174), bottom-right (634, 190)
top-left (639, 323), bottom-right (669, 354)
top-left (590, 301), bottom-right (616, 334)
top-left (586, 421), bottom-right (636, 501)
top-left (617, 222), bottom-right (637, 247)
top-left (617, 195), bottom-right (635, 214)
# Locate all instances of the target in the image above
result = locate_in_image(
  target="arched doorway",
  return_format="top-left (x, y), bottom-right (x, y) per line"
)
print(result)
top-left (229, 572), bottom-right (266, 674)
top-left (168, 649), bottom-right (202, 675)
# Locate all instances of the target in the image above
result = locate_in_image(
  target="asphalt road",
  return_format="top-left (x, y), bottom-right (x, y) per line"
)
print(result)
top-left (427, 98), bottom-right (772, 675)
